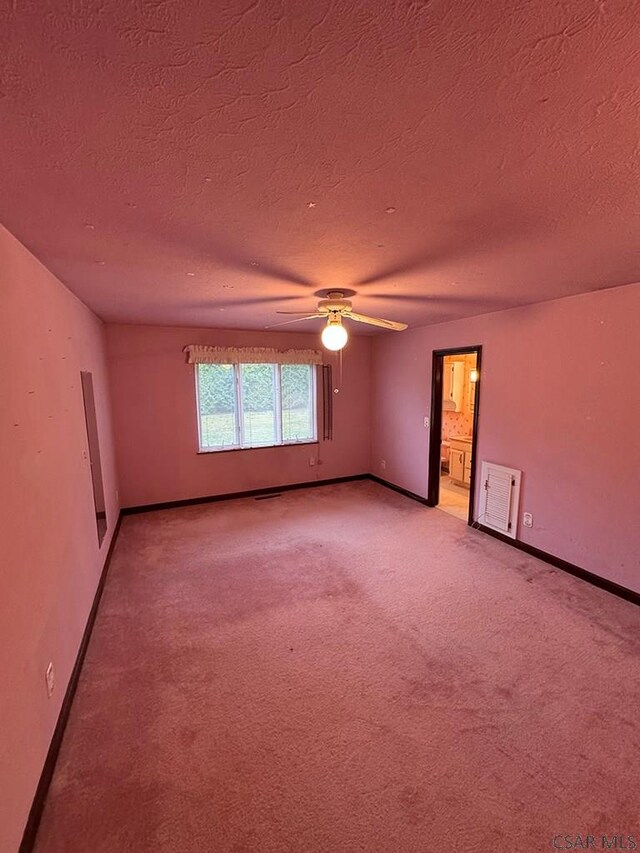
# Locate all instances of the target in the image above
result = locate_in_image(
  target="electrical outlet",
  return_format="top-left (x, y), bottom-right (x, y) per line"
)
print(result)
top-left (309, 457), bottom-right (316, 467)
top-left (380, 460), bottom-right (386, 470)
top-left (423, 417), bottom-right (430, 429)
top-left (45, 662), bottom-right (55, 698)
top-left (523, 512), bottom-right (533, 528)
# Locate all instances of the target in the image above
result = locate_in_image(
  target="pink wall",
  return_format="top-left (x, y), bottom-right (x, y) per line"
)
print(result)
top-left (370, 283), bottom-right (640, 593)
top-left (0, 227), bottom-right (119, 851)
top-left (106, 324), bottom-right (371, 508)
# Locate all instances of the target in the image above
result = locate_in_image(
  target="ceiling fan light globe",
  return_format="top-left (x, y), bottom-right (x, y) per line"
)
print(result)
top-left (321, 322), bottom-right (348, 351)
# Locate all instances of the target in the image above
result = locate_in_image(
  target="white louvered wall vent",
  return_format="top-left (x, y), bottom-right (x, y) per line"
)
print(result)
top-left (478, 462), bottom-right (521, 540)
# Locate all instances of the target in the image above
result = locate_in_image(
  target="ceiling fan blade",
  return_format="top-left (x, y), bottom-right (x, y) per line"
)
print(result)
top-left (344, 311), bottom-right (408, 331)
top-left (267, 314), bottom-right (323, 328)
top-left (275, 310), bottom-right (318, 315)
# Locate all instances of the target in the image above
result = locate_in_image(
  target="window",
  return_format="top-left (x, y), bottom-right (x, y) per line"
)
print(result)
top-left (196, 362), bottom-right (317, 452)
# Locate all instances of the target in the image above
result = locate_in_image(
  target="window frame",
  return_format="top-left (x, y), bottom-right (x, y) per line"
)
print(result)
top-left (195, 362), bottom-right (318, 453)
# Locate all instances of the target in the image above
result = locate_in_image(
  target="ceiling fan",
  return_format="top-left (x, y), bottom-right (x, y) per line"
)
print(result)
top-left (270, 291), bottom-right (408, 351)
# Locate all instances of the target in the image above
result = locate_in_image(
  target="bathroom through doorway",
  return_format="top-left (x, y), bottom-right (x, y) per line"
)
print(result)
top-left (427, 347), bottom-right (481, 523)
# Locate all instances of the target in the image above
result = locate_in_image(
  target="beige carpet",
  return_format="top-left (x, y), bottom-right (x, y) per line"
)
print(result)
top-left (34, 481), bottom-right (640, 852)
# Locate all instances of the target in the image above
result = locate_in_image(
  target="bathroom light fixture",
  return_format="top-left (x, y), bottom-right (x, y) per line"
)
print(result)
top-left (321, 316), bottom-right (348, 351)
top-left (470, 369), bottom-right (479, 382)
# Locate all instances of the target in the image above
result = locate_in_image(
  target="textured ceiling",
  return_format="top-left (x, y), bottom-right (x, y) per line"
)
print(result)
top-left (1, 0), bottom-right (639, 334)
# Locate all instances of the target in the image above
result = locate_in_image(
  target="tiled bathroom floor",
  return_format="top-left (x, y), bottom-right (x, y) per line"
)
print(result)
top-left (438, 476), bottom-right (469, 521)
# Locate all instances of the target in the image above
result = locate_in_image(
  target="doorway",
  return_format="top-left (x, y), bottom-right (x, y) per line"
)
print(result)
top-left (427, 346), bottom-right (482, 524)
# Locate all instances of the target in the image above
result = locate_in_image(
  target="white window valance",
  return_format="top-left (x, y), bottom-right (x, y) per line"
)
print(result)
top-left (183, 345), bottom-right (323, 365)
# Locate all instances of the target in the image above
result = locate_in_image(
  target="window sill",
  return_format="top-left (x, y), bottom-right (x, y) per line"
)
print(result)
top-left (197, 441), bottom-right (319, 456)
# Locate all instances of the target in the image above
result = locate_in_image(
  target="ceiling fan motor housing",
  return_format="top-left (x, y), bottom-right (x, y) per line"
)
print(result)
top-left (318, 292), bottom-right (352, 314)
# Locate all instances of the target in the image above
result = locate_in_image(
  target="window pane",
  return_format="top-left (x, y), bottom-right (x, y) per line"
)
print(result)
top-left (281, 364), bottom-right (315, 442)
top-left (240, 363), bottom-right (277, 447)
top-left (197, 364), bottom-right (237, 449)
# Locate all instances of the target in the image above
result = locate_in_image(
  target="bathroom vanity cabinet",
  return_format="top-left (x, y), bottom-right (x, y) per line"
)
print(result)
top-left (449, 437), bottom-right (473, 486)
